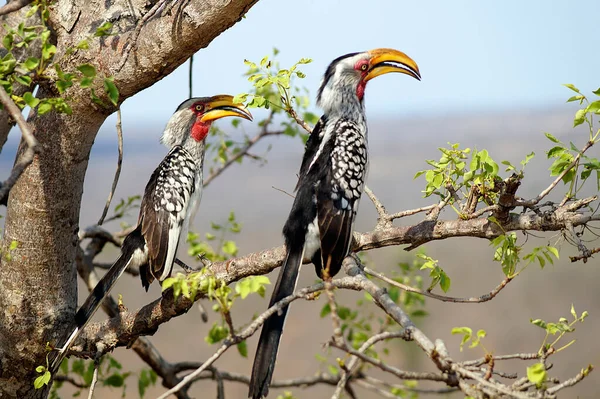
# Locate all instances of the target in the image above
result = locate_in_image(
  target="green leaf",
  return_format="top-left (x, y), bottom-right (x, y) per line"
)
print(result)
top-left (15, 75), bottom-right (32, 87)
top-left (79, 77), bottom-right (94, 88)
top-left (547, 146), bottom-right (565, 159)
top-left (3, 33), bottom-right (13, 51)
top-left (237, 341), bottom-right (248, 358)
top-left (586, 100), bottom-right (600, 114)
top-left (571, 304), bottom-right (577, 319)
top-left (567, 95), bottom-right (584, 103)
top-left (563, 83), bottom-right (580, 93)
top-left (103, 78), bottom-right (119, 105)
top-left (37, 101), bottom-right (52, 115)
top-left (573, 109), bottom-right (586, 127)
top-left (544, 132), bottom-right (560, 143)
top-left (77, 64), bottom-right (96, 77)
top-left (33, 370), bottom-right (51, 389)
top-left (222, 240), bottom-right (238, 256)
top-left (320, 303), bottom-right (331, 318)
top-left (76, 39), bottom-right (89, 49)
top-left (42, 43), bottom-right (56, 61)
top-left (547, 246), bottom-right (559, 260)
top-left (205, 323), bottom-right (228, 344)
top-left (527, 363), bottom-right (547, 388)
top-left (56, 79), bottom-right (73, 94)
top-left (103, 373), bottom-right (125, 387)
top-left (23, 92), bottom-right (39, 108)
top-left (530, 318), bottom-right (547, 329)
top-left (22, 57), bottom-right (39, 71)
top-left (439, 271), bottom-right (451, 293)
top-left (94, 21), bottom-right (114, 37)
top-left (521, 151), bottom-right (535, 167)
top-left (451, 326), bottom-right (472, 352)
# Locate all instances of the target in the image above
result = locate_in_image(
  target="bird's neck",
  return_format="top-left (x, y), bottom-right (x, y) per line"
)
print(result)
top-left (181, 137), bottom-right (205, 168)
top-left (319, 84), bottom-right (366, 123)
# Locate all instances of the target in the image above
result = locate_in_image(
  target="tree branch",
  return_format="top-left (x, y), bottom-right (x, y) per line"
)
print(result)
top-left (364, 266), bottom-right (512, 303)
top-left (0, 85), bottom-right (39, 204)
top-left (0, 0), bottom-right (33, 17)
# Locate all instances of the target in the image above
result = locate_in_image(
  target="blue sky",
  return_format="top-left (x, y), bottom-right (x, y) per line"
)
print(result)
top-left (119, 0), bottom-right (600, 124)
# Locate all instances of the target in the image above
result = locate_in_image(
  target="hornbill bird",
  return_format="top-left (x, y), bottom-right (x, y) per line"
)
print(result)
top-left (50, 95), bottom-right (252, 374)
top-left (249, 49), bottom-right (420, 398)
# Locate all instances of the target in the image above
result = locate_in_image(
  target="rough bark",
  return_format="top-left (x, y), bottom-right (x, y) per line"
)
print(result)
top-left (0, 1), bottom-right (258, 397)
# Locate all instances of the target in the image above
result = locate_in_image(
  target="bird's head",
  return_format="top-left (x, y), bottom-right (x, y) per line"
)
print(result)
top-left (161, 95), bottom-right (252, 147)
top-left (317, 48), bottom-right (420, 114)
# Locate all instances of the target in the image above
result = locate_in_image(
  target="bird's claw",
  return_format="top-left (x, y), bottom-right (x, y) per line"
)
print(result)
top-left (174, 258), bottom-right (200, 274)
top-left (196, 253), bottom-right (212, 268)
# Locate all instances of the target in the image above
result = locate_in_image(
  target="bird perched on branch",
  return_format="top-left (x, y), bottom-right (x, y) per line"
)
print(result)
top-left (249, 49), bottom-right (420, 398)
top-left (51, 95), bottom-right (252, 374)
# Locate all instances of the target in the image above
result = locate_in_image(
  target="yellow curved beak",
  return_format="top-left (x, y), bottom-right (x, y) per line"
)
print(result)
top-left (200, 95), bottom-right (253, 123)
top-left (364, 48), bottom-right (421, 82)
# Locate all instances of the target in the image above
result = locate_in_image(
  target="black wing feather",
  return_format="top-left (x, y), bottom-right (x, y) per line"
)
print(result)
top-left (295, 116), bottom-right (327, 190)
top-left (316, 176), bottom-right (355, 277)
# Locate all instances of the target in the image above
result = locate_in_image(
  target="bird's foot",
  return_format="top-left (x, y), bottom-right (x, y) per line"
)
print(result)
top-left (174, 258), bottom-right (201, 274)
top-left (196, 253), bottom-right (212, 268)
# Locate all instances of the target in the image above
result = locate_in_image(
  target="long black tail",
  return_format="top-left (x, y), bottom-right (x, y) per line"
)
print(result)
top-left (249, 244), bottom-right (304, 399)
top-left (50, 248), bottom-right (132, 375)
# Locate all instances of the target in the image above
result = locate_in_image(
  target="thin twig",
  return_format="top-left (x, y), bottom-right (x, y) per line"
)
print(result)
top-left (461, 353), bottom-right (540, 367)
top-left (324, 278), bottom-right (344, 347)
top-left (0, 85), bottom-right (39, 203)
top-left (387, 204), bottom-right (437, 220)
top-left (364, 267), bottom-right (512, 303)
top-left (353, 379), bottom-right (397, 398)
top-left (286, 107), bottom-right (312, 133)
top-left (98, 109), bottom-right (124, 225)
top-left (570, 247), bottom-right (600, 263)
top-left (517, 140), bottom-right (594, 207)
top-left (364, 186), bottom-right (387, 220)
top-left (87, 361), bottom-right (99, 399)
top-left (188, 55), bottom-right (193, 98)
top-left (465, 204), bottom-right (501, 219)
top-left (54, 375), bottom-right (89, 389)
top-left (332, 331), bottom-right (408, 398)
top-left (362, 375), bottom-right (459, 395)
top-left (453, 365), bottom-right (535, 399)
top-left (546, 365), bottom-right (593, 394)
top-left (204, 111), bottom-right (280, 187)
top-left (0, 0), bottom-right (33, 16)
top-left (331, 341), bottom-right (447, 382)
top-left (271, 185), bottom-right (295, 198)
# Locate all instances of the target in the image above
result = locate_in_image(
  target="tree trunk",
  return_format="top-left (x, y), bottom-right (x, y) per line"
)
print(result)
top-left (0, 1), bottom-right (258, 397)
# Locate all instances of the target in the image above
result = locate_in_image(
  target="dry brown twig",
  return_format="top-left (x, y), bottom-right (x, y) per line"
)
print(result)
top-left (204, 109), bottom-right (281, 187)
top-left (86, 362), bottom-right (99, 399)
top-left (364, 266), bottom-right (512, 303)
top-left (0, 85), bottom-right (39, 203)
top-left (97, 109), bottom-right (124, 225)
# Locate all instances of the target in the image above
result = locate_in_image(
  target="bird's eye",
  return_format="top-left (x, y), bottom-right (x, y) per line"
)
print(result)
top-left (195, 104), bottom-right (204, 112)
top-left (360, 63), bottom-right (368, 71)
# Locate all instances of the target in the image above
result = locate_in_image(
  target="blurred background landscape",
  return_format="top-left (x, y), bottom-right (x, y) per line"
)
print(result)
top-left (1, 0), bottom-right (599, 397)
